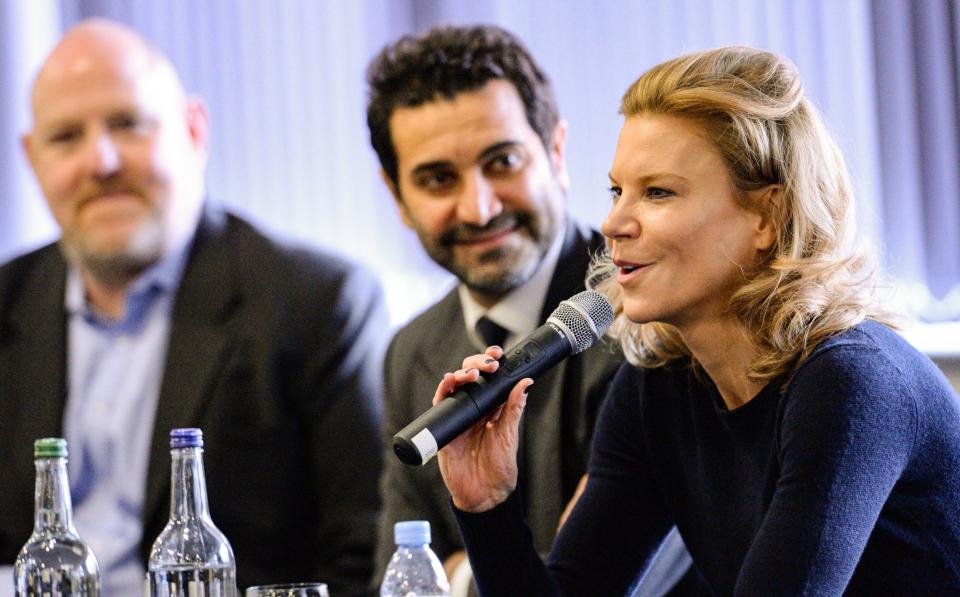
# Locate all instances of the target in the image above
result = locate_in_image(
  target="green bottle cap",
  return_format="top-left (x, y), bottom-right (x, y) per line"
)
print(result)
top-left (34, 438), bottom-right (68, 459)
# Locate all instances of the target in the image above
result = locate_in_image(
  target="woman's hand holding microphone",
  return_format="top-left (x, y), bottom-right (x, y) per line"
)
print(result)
top-left (433, 345), bottom-right (534, 513)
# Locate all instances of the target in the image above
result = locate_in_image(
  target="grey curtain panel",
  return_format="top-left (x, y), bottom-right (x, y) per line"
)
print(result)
top-left (873, 0), bottom-right (960, 322)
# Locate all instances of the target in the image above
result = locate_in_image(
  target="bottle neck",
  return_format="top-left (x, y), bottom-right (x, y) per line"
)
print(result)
top-left (33, 457), bottom-right (77, 536)
top-left (169, 446), bottom-right (212, 522)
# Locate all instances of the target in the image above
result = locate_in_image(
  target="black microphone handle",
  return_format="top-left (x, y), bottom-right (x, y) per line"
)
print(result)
top-left (393, 322), bottom-right (571, 466)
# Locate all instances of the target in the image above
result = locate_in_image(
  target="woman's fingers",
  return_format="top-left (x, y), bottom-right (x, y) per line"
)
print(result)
top-left (504, 378), bottom-right (533, 423)
top-left (453, 367), bottom-right (481, 384)
top-left (432, 348), bottom-right (507, 407)
top-left (432, 372), bottom-right (455, 406)
top-left (462, 346), bottom-right (504, 372)
top-left (487, 379), bottom-right (533, 423)
top-left (433, 349), bottom-right (523, 419)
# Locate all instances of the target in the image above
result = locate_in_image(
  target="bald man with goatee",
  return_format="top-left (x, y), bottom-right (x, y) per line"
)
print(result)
top-left (0, 19), bottom-right (386, 596)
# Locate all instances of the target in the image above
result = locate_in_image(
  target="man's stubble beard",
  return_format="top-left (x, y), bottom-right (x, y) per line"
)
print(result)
top-left (61, 218), bottom-right (164, 288)
top-left (453, 243), bottom-right (545, 297)
top-left (425, 208), bottom-right (561, 300)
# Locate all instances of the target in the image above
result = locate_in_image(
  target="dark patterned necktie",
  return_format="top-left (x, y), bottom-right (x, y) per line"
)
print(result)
top-left (476, 316), bottom-right (510, 349)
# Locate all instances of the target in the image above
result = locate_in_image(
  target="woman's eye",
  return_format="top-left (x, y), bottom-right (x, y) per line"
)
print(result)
top-left (647, 187), bottom-right (674, 200)
top-left (608, 186), bottom-right (622, 203)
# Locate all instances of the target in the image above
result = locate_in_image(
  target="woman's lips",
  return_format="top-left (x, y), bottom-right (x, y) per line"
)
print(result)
top-left (614, 258), bottom-right (652, 284)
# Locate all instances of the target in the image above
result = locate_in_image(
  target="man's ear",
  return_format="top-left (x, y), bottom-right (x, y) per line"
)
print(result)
top-left (752, 184), bottom-right (781, 252)
top-left (21, 132), bottom-right (38, 175)
top-left (185, 96), bottom-right (210, 154)
top-left (380, 169), bottom-right (414, 229)
top-left (548, 119), bottom-right (570, 192)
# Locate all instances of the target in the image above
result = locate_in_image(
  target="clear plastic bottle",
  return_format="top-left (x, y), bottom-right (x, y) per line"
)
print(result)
top-left (14, 437), bottom-right (101, 596)
top-left (380, 520), bottom-right (450, 597)
top-left (146, 428), bottom-right (237, 597)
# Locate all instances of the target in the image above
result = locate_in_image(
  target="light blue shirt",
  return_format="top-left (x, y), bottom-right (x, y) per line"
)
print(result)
top-left (63, 244), bottom-right (189, 597)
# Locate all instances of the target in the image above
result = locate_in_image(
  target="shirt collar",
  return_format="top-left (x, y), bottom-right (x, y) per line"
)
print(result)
top-left (64, 236), bottom-right (194, 327)
top-left (460, 222), bottom-right (566, 348)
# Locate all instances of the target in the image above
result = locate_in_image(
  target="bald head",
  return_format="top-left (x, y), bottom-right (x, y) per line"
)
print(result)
top-left (31, 19), bottom-right (185, 125)
top-left (23, 18), bottom-right (208, 296)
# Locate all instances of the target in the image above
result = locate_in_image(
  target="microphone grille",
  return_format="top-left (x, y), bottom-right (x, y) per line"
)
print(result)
top-left (548, 290), bottom-right (614, 354)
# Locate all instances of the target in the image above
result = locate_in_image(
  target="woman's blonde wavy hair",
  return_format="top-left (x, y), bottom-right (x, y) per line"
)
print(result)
top-left (590, 46), bottom-right (893, 384)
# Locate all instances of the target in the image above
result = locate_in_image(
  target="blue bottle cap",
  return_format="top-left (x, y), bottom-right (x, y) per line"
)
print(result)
top-left (170, 428), bottom-right (203, 449)
top-left (394, 520), bottom-right (431, 546)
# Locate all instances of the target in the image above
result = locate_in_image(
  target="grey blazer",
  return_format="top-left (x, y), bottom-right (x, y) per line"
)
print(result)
top-left (375, 219), bottom-right (623, 581)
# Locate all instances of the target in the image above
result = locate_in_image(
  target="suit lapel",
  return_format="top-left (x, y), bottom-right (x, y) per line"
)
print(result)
top-left (521, 221), bottom-right (600, 551)
top-left (0, 247), bottom-right (69, 520)
top-left (410, 289), bottom-right (475, 377)
top-left (539, 220), bottom-right (599, 323)
top-left (143, 208), bottom-right (241, 530)
top-left (4, 247), bottom-right (70, 438)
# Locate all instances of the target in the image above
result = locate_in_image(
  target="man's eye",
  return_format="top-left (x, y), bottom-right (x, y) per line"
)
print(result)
top-left (417, 171), bottom-right (457, 190)
top-left (485, 152), bottom-right (522, 174)
top-left (608, 186), bottom-right (622, 203)
top-left (110, 115), bottom-right (144, 132)
top-left (47, 129), bottom-right (80, 144)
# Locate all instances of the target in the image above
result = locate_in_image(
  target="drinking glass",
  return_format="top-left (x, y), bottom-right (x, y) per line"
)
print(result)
top-left (244, 583), bottom-right (329, 597)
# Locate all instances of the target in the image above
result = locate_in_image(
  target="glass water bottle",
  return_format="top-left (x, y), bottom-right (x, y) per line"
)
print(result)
top-left (146, 428), bottom-right (237, 597)
top-left (14, 437), bottom-right (101, 597)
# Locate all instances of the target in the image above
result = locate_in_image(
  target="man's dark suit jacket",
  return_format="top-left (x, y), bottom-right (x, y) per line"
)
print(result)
top-left (0, 207), bottom-right (386, 596)
top-left (375, 220), bottom-right (623, 580)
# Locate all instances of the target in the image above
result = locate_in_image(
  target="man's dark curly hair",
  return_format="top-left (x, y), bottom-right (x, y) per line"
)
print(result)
top-left (366, 24), bottom-right (560, 189)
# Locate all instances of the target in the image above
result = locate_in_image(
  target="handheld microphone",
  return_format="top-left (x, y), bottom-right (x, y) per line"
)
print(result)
top-left (392, 290), bottom-right (614, 466)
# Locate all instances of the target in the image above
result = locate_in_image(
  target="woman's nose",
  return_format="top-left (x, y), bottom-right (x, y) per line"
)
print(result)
top-left (601, 197), bottom-right (639, 241)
